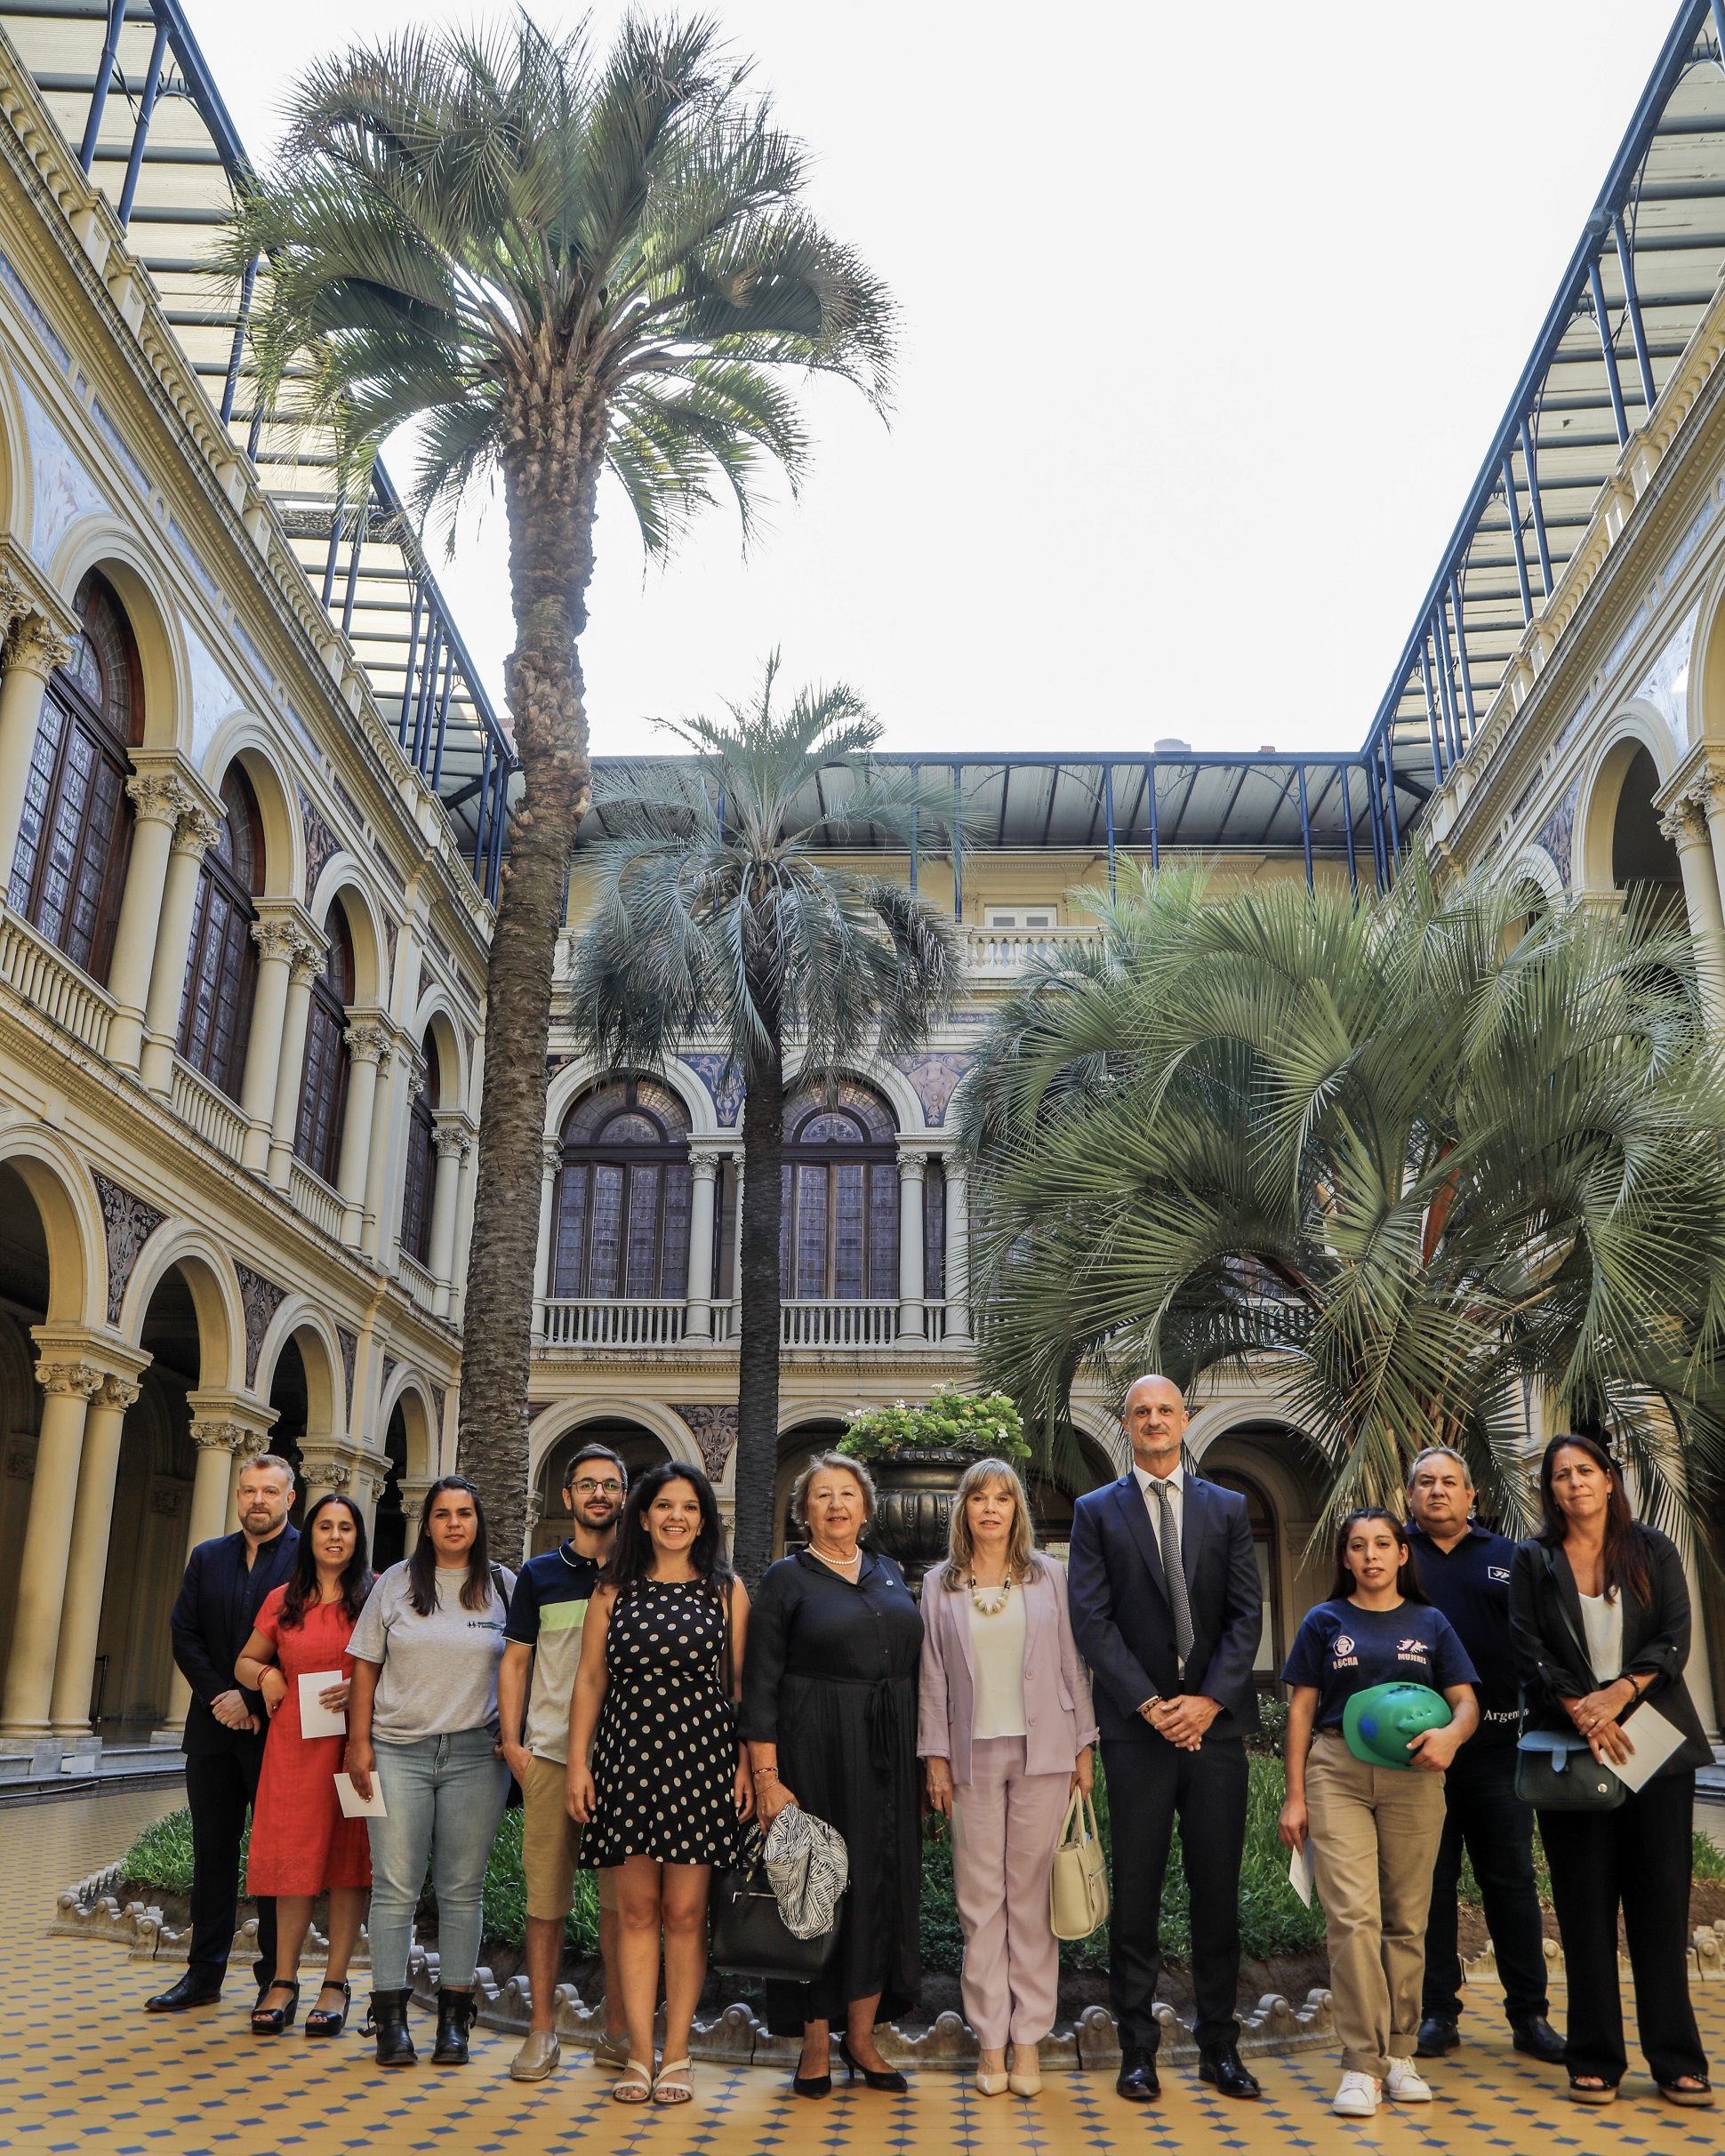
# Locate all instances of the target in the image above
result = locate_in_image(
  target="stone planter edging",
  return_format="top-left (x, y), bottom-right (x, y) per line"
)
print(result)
top-left (53, 1860), bottom-right (1725, 2071)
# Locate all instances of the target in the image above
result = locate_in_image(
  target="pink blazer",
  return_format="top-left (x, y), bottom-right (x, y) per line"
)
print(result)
top-left (918, 1557), bottom-right (1098, 1785)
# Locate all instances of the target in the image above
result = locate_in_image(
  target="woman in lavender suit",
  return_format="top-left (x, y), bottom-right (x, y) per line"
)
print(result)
top-left (919, 1458), bottom-right (1098, 2098)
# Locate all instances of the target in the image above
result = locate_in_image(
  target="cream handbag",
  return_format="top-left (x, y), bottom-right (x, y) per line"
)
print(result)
top-left (1048, 1789), bottom-right (1109, 1940)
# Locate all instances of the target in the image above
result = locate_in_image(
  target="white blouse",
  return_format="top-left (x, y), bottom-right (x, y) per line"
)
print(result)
top-left (968, 1586), bottom-right (1029, 1740)
top-left (1579, 1590), bottom-right (1625, 1686)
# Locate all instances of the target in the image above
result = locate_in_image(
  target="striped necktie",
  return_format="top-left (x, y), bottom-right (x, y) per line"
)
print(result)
top-left (1152, 1478), bottom-right (1194, 1671)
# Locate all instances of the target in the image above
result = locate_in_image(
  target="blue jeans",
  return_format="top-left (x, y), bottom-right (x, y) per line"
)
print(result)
top-left (366, 1729), bottom-right (509, 1991)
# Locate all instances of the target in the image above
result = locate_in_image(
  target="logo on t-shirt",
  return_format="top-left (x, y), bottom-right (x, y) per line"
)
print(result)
top-left (1397, 1638), bottom-right (1430, 1663)
top-left (1330, 1632), bottom-right (1359, 1668)
top-left (1488, 1566), bottom-right (1510, 1583)
top-left (1334, 1634), bottom-right (1354, 1655)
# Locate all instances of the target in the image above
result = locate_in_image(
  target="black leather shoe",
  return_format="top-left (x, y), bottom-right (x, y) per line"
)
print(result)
top-left (1512, 2015), bottom-right (1567, 2064)
top-left (1116, 2048), bottom-right (1161, 2102)
top-left (370, 1989), bottom-right (417, 2068)
top-left (837, 2035), bottom-right (908, 2091)
top-left (1199, 2042), bottom-right (1261, 2098)
top-left (145, 1970), bottom-right (223, 2013)
top-left (1416, 2016), bottom-right (1460, 2058)
top-left (431, 1988), bottom-right (476, 2065)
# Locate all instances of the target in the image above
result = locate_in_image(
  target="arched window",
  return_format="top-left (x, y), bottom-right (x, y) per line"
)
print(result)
top-left (176, 763), bottom-right (263, 1099)
top-left (780, 1080), bottom-right (898, 1300)
top-left (7, 573), bottom-right (141, 983)
top-left (399, 1033), bottom-right (440, 1266)
top-left (552, 1078), bottom-right (692, 1298)
top-left (295, 900), bottom-right (353, 1185)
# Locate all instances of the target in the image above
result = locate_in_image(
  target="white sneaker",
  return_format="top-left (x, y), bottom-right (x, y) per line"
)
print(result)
top-left (1332, 2072), bottom-right (1381, 2116)
top-left (1384, 2058), bottom-right (1433, 2103)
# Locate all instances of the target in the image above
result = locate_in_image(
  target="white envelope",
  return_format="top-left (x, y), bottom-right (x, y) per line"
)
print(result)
top-left (334, 1771), bottom-right (386, 1818)
top-left (298, 1671), bottom-right (347, 1738)
top-left (1288, 1839), bottom-right (1316, 1908)
top-left (1611, 1702), bottom-right (1686, 1793)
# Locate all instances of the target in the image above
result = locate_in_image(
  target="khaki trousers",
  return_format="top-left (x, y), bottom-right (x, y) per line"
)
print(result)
top-left (1305, 1730), bottom-right (1448, 2080)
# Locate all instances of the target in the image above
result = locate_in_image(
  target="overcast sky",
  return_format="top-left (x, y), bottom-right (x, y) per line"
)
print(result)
top-left (182, 1), bottom-right (1682, 759)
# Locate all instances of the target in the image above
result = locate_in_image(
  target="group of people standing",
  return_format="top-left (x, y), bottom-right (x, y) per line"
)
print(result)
top-left (143, 1375), bottom-right (1714, 2117)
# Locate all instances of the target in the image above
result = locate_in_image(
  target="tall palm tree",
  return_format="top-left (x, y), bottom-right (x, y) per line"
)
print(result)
top-left (225, 17), bottom-right (893, 1552)
top-left (959, 862), bottom-right (1725, 1539)
top-left (566, 661), bottom-right (962, 1578)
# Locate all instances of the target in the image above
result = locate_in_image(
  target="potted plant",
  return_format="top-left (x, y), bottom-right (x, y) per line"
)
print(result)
top-left (838, 1391), bottom-right (1028, 1586)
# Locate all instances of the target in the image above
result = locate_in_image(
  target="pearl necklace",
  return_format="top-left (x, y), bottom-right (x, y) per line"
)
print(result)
top-left (812, 1545), bottom-right (863, 1579)
top-left (969, 1574), bottom-right (1012, 1617)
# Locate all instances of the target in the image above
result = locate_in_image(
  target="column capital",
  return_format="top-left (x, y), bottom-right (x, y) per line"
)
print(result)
top-left (171, 804), bottom-right (226, 857)
top-left (434, 1116), bottom-right (473, 1162)
top-left (688, 1145), bottom-right (722, 1182)
top-left (124, 770), bottom-right (196, 828)
top-left (896, 1148), bottom-right (932, 1177)
top-left (28, 1328), bottom-right (150, 1398)
top-left (1659, 796), bottom-right (1709, 846)
top-left (4, 611), bottom-right (75, 680)
top-left (189, 1418), bottom-right (248, 1454)
top-left (0, 538), bottom-right (78, 653)
top-left (186, 1390), bottom-right (279, 1448)
top-left (542, 1136), bottom-right (563, 1179)
top-left (344, 1019), bottom-right (389, 1066)
top-left (35, 1359), bottom-right (104, 1399)
top-left (252, 914), bottom-right (305, 966)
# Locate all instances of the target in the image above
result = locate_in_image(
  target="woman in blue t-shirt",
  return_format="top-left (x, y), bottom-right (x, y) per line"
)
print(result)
top-left (1278, 1509), bottom-right (1479, 2121)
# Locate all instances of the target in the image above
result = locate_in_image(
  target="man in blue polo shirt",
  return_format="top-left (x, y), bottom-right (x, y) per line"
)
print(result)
top-left (1405, 1447), bottom-right (1563, 2066)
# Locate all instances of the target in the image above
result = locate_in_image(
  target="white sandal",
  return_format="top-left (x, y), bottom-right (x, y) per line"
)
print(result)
top-left (654, 2056), bottom-right (694, 2105)
top-left (612, 2058), bottom-right (655, 2104)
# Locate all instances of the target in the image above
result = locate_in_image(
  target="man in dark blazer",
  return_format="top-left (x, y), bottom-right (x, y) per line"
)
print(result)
top-left (1068, 1375), bottom-right (1264, 2104)
top-left (145, 1451), bottom-right (299, 2012)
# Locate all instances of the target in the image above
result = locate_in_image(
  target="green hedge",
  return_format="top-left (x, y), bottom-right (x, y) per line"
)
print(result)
top-left (122, 1768), bottom-right (1725, 1973)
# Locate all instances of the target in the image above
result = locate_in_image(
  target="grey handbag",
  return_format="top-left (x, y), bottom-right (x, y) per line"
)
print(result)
top-left (1513, 1726), bottom-right (1625, 1812)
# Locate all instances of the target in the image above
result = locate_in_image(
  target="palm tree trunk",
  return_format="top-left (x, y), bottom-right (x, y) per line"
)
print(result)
top-left (733, 1028), bottom-right (785, 1585)
top-left (457, 409), bottom-right (603, 1560)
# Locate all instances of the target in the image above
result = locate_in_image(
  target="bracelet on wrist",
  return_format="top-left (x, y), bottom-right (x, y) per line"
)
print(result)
top-left (756, 1766), bottom-right (778, 1780)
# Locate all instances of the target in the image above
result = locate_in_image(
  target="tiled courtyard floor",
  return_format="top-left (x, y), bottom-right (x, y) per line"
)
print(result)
top-left (7, 1784), bottom-right (1725, 2153)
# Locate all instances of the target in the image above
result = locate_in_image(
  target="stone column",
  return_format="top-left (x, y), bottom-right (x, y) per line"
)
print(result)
top-left (897, 1150), bottom-right (927, 1341)
top-left (359, 1038), bottom-right (407, 1267)
top-left (728, 1156), bottom-right (744, 1336)
top-left (533, 1137), bottom-right (561, 1328)
top-left (1665, 789), bottom-right (1725, 1031)
top-left (397, 1479), bottom-right (434, 1558)
top-left (156, 1414), bottom-right (254, 1735)
top-left (336, 1019), bottom-right (386, 1246)
top-left (267, 933), bottom-right (325, 1190)
top-left (105, 773), bottom-right (193, 1072)
top-left (0, 1344), bottom-right (101, 1745)
top-left (0, 613), bottom-right (74, 884)
top-left (943, 1158), bottom-right (972, 1342)
top-left (48, 1367), bottom-right (146, 1736)
top-left (136, 803), bottom-right (226, 1094)
top-left (232, 908), bottom-right (301, 1164)
top-left (428, 1115), bottom-right (472, 1318)
top-left (1697, 768), bottom-right (1725, 965)
top-left (685, 1148), bottom-right (719, 1339)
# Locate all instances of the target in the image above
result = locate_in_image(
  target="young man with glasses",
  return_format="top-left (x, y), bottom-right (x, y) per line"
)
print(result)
top-left (500, 1443), bottom-right (629, 2080)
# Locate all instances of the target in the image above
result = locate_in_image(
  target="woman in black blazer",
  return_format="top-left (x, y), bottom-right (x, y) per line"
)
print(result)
top-left (1508, 1433), bottom-right (1713, 2110)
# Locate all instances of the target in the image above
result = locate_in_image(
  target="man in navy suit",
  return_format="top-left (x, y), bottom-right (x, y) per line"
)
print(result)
top-left (145, 1451), bottom-right (299, 2013)
top-left (1068, 1375), bottom-right (1264, 2104)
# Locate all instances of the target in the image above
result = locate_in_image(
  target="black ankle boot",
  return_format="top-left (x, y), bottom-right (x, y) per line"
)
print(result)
top-left (432, 1988), bottom-right (475, 2065)
top-left (370, 1989), bottom-right (417, 2069)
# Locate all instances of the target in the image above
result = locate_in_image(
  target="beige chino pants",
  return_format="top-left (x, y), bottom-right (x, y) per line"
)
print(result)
top-left (1305, 1729), bottom-right (1448, 2080)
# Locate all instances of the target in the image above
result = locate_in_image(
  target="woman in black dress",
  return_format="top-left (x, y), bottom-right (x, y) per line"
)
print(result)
top-left (568, 1463), bottom-right (752, 2106)
top-left (742, 1451), bottom-right (923, 2097)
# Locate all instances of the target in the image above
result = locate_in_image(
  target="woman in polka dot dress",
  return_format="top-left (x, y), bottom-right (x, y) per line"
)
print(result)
top-left (568, 1462), bottom-right (752, 2108)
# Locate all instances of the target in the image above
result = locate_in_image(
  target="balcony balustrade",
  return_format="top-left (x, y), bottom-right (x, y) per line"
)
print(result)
top-left (288, 1159), bottom-right (346, 1241)
top-left (0, 910), bottom-right (115, 1054)
top-left (397, 1249), bottom-right (439, 1313)
top-left (536, 1295), bottom-right (953, 1352)
top-left (964, 924), bottom-right (1098, 979)
top-left (168, 1056), bottom-right (249, 1163)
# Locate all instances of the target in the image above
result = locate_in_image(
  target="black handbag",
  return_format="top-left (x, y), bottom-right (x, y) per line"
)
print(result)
top-left (710, 1825), bottom-right (843, 1984)
top-left (1512, 1551), bottom-right (1626, 1813)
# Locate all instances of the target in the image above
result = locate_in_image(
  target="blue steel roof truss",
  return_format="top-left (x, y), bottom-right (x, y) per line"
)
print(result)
top-left (2, 0), bottom-right (516, 903)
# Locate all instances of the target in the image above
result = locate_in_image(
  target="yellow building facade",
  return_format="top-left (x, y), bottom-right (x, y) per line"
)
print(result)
top-left (3, 0), bottom-right (1725, 1765)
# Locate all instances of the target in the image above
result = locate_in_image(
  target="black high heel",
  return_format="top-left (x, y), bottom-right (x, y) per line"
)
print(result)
top-left (792, 2053), bottom-right (832, 2097)
top-left (250, 1979), bottom-right (300, 2035)
top-left (305, 1978), bottom-right (351, 2038)
top-left (838, 2035), bottom-right (908, 2092)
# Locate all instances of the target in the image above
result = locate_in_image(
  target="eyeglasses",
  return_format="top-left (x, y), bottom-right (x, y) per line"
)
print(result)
top-left (570, 1479), bottom-right (624, 1497)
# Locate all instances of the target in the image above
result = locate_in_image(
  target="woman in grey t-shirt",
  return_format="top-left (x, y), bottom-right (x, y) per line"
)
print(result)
top-left (348, 1476), bottom-right (515, 2070)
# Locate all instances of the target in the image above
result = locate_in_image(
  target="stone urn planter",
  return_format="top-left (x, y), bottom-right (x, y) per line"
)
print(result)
top-left (865, 1446), bottom-right (987, 1588)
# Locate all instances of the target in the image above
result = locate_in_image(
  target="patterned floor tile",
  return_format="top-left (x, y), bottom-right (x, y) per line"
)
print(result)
top-left (8, 1789), bottom-right (1724, 2153)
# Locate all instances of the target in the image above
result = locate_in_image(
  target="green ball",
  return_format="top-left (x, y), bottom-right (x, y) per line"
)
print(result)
top-left (1342, 1682), bottom-right (1452, 1769)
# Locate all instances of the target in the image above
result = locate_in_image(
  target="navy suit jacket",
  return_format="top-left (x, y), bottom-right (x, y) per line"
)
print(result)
top-left (169, 1525), bottom-right (299, 1758)
top-left (1068, 1471), bottom-right (1262, 1741)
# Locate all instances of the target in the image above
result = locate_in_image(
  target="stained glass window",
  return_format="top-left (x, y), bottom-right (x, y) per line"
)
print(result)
top-left (294, 900), bottom-right (354, 1186)
top-left (8, 573), bottom-right (140, 984)
top-left (551, 1078), bottom-right (694, 1298)
top-left (779, 1081), bottom-right (899, 1300)
top-left (399, 1033), bottom-right (440, 1266)
top-left (177, 763), bottom-right (263, 1100)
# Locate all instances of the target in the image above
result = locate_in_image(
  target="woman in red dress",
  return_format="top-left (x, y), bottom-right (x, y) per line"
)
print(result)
top-left (237, 1492), bottom-right (374, 2035)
